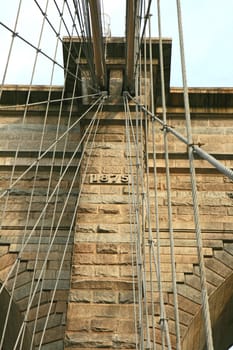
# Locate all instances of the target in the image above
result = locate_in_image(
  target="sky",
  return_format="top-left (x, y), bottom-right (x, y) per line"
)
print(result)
top-left (0, 0), bottom-right (233, 88)
top-left (103, 0), bottom-right (233, 87)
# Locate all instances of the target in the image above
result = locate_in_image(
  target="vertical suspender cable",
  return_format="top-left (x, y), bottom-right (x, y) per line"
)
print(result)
top-left (175, 1), bottom-right (214, 349)
top-left (156, 1), bottom-right (181, 348)
top-left (141, 6), bottom-right (152, 348)
top-left (148, 10), bottom-right (169, 350)
top-left (125, 95), bottom-right (145, 350)
top-left (124, 96), bottom-right (139, 350)
top-left (146, 13), bottom-right (158, 350)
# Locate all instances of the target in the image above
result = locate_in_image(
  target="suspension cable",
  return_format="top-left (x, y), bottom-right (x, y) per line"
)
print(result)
top-left (0, 94), bottom-right (105, 296)
top-left (176, 1), bottom-right (213, 348)
top-left (12, 98), bottom-right (105, 349)
top-left (156, 1), bottom-right (181, 348)
top-left (0, 94), bottom-right (103, 201)
top-left (20, 5), bottom-right (79, 347)
top-left (124, 97), bottom-right (139, 350)
top-left (124, 95), bottom-right (145, 350)
top-left (36, 101), bottom-right (103, 349)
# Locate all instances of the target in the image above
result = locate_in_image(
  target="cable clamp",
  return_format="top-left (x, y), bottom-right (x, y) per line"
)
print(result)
top-left (144, 13), bottom-right (152, 19)
top-left (189, 142), bottom-right (204, 146)
top-left (188, 142), bottom-right (205, 152)
top-left (160, 124), bottom-right (169, 132)
top-left (159, 317), bottom-right (169, 330)
top-left (151, 114), bottom-right (158, 122)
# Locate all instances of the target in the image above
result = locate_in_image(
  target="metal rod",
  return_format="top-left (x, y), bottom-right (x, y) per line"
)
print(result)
top-left (88, 0), bottom-right (106, 89)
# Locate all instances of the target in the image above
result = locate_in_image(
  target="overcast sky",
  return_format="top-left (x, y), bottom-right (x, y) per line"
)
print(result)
top-left (0, 0), bottom-right (233, 88)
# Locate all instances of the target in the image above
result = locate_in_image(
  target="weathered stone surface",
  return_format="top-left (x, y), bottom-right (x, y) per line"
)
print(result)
top-left (1, 65), bottom-right (233, 350)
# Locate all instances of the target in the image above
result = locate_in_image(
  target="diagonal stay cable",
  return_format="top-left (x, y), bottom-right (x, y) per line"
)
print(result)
top-left (16, 4), bottom-right (80, 347)
top-left (176, 0), bottom-right (214, 348)
top-left (37, 95), bottom-right (103, 350)
top-left (124, 96), bottom-right (139, 350)
top-left (24, 20), bottom-right (82, 345)
top-left (12, 97), bottom-right (105, 350)
top-left (156, 1), bottom-right (181, 348)
top-left (0, 21), bottom-right (87, 85)
top-left (28, 46), bottom-right (82, 350)
top-left (0, 94), bottom-right (105, 296)
top-left (124, 94), bottom-right (145, 350)
top-left (0, 92), bottom-right (100, 110)
top-left (0, 94), bottom-right (102, 201)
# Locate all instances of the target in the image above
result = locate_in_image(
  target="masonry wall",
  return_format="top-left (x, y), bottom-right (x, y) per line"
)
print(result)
top-left (0, 99), bottom-right (80, 349)
top-left (1, 88), bottom-right (233, 350)
top-left (65, 96), bottom-right (233, 350)
top-left (65, 106), bottom-right (138, 349)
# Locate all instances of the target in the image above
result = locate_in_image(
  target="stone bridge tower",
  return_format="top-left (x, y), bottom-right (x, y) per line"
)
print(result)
top-left (0, 38), bottom-right (233, 350)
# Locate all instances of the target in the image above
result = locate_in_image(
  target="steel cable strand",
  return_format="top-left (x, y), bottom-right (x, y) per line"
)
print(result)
top-left (0, 7), bottom-right (76, 338)
top-left (46, 44), bottom-right (82, 242)
top-left (0, 0), bottom-right (50, 237)
top-left (0, 0), bottom-right (53, 328)
top-left (21, 0), bottom-right (67, 250)
top-left (127, 92), bottom-right (157, 350)
top-left (176, 0), bottom-right (214, 349)
top-left (23, 33), bottom-right (82, 255)
top-left (1, 95), bottom-right (95, 336)
top-left (147, 14), bottom-right (157, 350)
top-left (19, 4), bottom-right (80, 347)
top-left (0, 94), bottom-right (104, 296)
top-left (156, 1), bottom-right (181, 348)
top-left (11, 98), bottom-right (105, 350)
top-left (38, 0), bottom-right (79, 243)
top-left (64, 0), bottom-right (96, 85)
top-left (38, 112), bottom-right (101, 350)
top-left (0, 93), bottom-right (100, 110)
top-left (28, 41), bottom-right (82, 348)
top-left (143, 112), bottom-right (154, 350)
top-left (36, 0), bottom-right (98, 89)
top-left (54, 0), bottom-right (98, 91)
top-left (126, 93), bottom-right (174, 350)
top-left (124, 95), bottom-right (139, 350)
top-left (33, 0), bottom-right (79, 70)
top-left (0, 21), bottom-right (87, 86)
top-left (72, 0), bottom-right (97, 87)
top-left (138, 31), bottom-right (155, 349)
top-left (141, 22), bottom-right (154, 350)
top-left (134, 0), bottom-right (153, 81)
top-left (125, 95), bottom-right (145, 350)
top-left (36, 99), bottom-right (104, 350)
top-left (136, 33), bottom-right (152, 350)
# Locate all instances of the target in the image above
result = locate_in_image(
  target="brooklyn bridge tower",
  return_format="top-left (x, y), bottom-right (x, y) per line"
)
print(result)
top-left (0, 1), bottom-right (233, 350)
